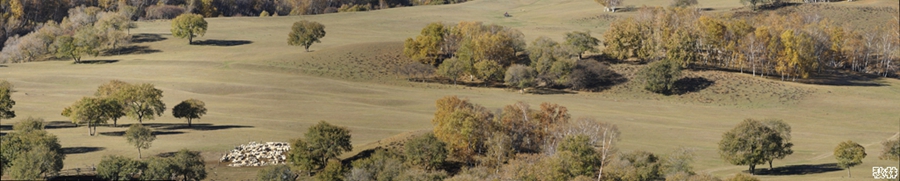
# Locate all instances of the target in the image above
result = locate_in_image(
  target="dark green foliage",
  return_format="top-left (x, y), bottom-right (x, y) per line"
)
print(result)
top-left (170, 149), bottom-right (207, 181)
top-left (61, 97), bottom-right (122, 136)
top-left (640, 59), bottom-right (682, 94)
top-left (288, 20), bottom-right (326, 52)
top-left (568, 60), bottom-right (619, 91)
top-left (288, 138), bottom-right (316, 176)
top-left (117, 83), bottom-right (166, 124)
top-left (97, 155), bottom-right (145, 181)
top-left (257, 165), bottom-right (298, 181)
top-left (350, 149), bottom-right (405, 181)
top-left (564, 31), bottom-right (600, 59)
top-left (172, 99), bottom-right (207, 127)
top-left (0, 117), bottom-right (64, 180)
top-left (142, 157), bottom-right (175, 180)
top-left (125, 124), bottom-right (156, 158)
top-left (404, 133), bottom-right (448, 170)
top-left (834, 140), bottom-right (866, 178)
top-left (316, 159), bottom-right (345, 181)
top-left (528, 36), bottom-right (576, 86)
top-left (555, 134), bottom-right (600, 178)
top-left (437, 57), bottom-right (471, 85)
top-left (0, 80), bottom-right (14, 121)
top-left (474, 60), bottom-right (505, 82)
top-left (307, 121), bottom-right (353, 168)
top-left (718, 119), bottom-right (785, 175)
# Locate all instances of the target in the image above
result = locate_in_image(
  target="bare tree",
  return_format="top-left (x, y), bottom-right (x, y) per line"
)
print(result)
top-left (546, 117), bottom-right (619, 180)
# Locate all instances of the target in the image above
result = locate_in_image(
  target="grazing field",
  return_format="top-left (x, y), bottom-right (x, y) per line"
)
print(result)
top-left (0, 0), bottom-right (898, 180)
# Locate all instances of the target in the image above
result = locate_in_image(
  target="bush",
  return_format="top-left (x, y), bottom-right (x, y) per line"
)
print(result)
top-left (504, 64), bottom-right (536, 89)
top-left (316, 159), bottom-right (345, 181)
top-left (257, 165), bottom-right (297, 181)
top-left (725, 173), bottom-right (759, 181)
top-left (145, 5), bottom-right (186, 20)
top-left (437, 57), bottom-right (471, 84)
top-left (397, 168), bottom-right (448, 181)
top-left (142, 157), bottom-right (175, 180)
top-left (568, 60), bottom-right (619, 91)
top-left (405, 133), bottom-right (447, 170)
top-left (97, 155), bottom-right (145, 181)
top-left (640, 59), bottom-right (682, 94)
top-left (349, 149), bottom-right (404, 181)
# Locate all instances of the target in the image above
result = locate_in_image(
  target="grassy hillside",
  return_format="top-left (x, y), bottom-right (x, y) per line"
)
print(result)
top-left (1, 0), bottom-right (898, 180)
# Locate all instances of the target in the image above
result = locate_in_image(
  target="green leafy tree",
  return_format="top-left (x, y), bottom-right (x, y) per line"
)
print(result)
top-left (437, 57), bottom-right (471, 85)
top-left (171, 149), bottom-right (207, 181)
top-left (117, 83), bottom-right (166, 124)
top-left (288, 138), bottom-right (316, 177)
top-left (306, 121), bottom-right (353, 168)
top-left (761, 119), bottom-right (793, 169)
top-left (350, 149), bottom-right (405, 181)
top-left (640, 59), bottom-right (682, 94)
top-left (316, 159), bottom-right (345, 181)
top-left (405, 133), bottom-right (448, 170)
top-left (125, 124), bottom-right (156, 158)
top-left (718, 119), bottom-right (783, 175)
top-left (605, 150), bottom-right (664, 181)
top-left (834, 140), bottom-right (866, 178)
top-left (473, 60), bottom-right (504, 82)
top-left (287, 20), bottom-right (326, 52)
top-left (142, 157), bottom-right (175, 180)
top-left (171, 13), bottom-right (207, 44)
top-left (880, 138), bottom-right (899, 161)
top-left (52, 27), bottom-right (102, 63)
top-left (97, 155), bottom-right (145, 181)
top-left (556, 134), bottom-right (600, 178)
top-left (257, 165), bottom-right (298, 181)
top-left (565, 31), bottom-right (600, 59)
top-left (504, 64), bottom-right (536, 89)
top-left (62, 97), bottom-right (120, 136)
top-left (172, 99), bottom-right (207, 127)
top-left (403, 22), bottom-right (446, 66)
top-left (0, 117), bottom-right (64, 180)
top-left (0, 80), bottom-right (14, 121)
top-left (94, 80), bottom-right (130, 127)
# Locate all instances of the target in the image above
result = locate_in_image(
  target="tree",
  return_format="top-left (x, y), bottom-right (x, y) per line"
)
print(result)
top-left (171, 149), bottom-right (207, 181)
top-left (0, 80), bottom-right (14, 121)
top-left (431, 96), bottom-right (493, 164)
top-left (306, 121), bottom-right (353, 169)
top-left (640, 59), bottom-right (682, 94)
top-left (602, 18), bottom-right (646, 60)
top-left (405, 133), bottom-right (448, 170)
top-left (605, 150), bottom-right (663, 181)
top-left (288, 138), bottom-right (316, 177)
top-left (569, 60), bottom-right (618, 91)
top-left (125, 124), bottom-right (156, 158)
top-left (97, 155), bottom-right (145, 181)
top-left (172, 99), bottom-right (207, 127)
top-left (670, 0), bottom-right (698, 7)
top-left (880, 137), bottom-right (899, 161)
top-left (473, 60), bottom-right (504, 82)
top-left (834, 140), bottom-right (866, 178)
top-left (171, 13), bottom-right (207, 44)
top-left (725, 173), bottom-right (759, 181)
top-left (404, 22), bottom-right (446, 66)
top-left (556, 134), bottom-right (600, 178)
top-left (350, 149), bottom-right (405, 181)
top-left (142, 157), bottom-right (175, 180)
top-left (565, 31), bottom-right (599, 59)
top-left (776, 29), bottom-right (817, 81)
top-left (52, 28), bottom-right (101, 63)
top-left (62, 97), bottom-right (120, 136)
top-left (316, 159), bottom-right (345, 181)
top-left (94, 80), bottom-right (130, 127)
top-left (257, 165), bottom-right (298, 181)
top-left (117, 83), bottom-right (166, 124)
top-left (504, 64), bottom-right (536, 89)
top-left (0, 117), bottom-right (64, 180)
top-left (437, 57), bottom-right (470, 85)
top-left (718, 119), bottom-right (783, 175)
top-left (287, 20), bottom-right (326, 52)
top-left (761, 119), bottom-right (793, 169)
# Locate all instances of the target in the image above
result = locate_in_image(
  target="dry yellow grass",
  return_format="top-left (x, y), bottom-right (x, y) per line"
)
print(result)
top-left (0, 0), bottom-right (898, 180)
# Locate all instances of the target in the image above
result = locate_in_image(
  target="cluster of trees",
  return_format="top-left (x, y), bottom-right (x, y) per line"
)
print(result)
top-left (61, 80), bottom-right (206, 136)
top-left (0, 5), bottom-right (136, 63)
top-left (0, 117), bottom-right (66, 180)
top-left (96, 149), bottom-right (207, 181)
top-left (603, 7), bottom-right (900, 80)
top-left (403, 22), bottom-right (618, 91)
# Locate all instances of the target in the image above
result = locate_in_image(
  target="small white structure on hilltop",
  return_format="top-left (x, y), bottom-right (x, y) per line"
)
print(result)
top-left (220, 142), bottom-right (291, 167)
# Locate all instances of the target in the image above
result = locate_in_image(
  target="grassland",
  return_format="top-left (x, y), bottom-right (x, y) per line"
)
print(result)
top-left (0, 0), bottom-right (898, 180)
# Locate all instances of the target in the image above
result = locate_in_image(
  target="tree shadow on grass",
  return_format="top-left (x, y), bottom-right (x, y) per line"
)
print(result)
top-left (156, 150), bottom-right (201, 158)
top-left (45, 121), bottom-right (78, 129)
top-left (75, 60), bottom-right (119, 64)
top-left (752, 163), bottom-right (843, 175)
top-left (673, 76), bottom-right (714, 95)
top-left (796, 70), bottom-right (886, 86)
top-left (62, 146), bottom-right (105, 154)
top-left (49, 175), bottom-right (103, 181)
top-left (193, 39), bottom-right (253, 46)
top-left (102, 45), bottom-right (162, 56)
top-left (99, 130), bottom-right (185, 136)
top-left (131, 33), bottom-right (167, 43)
top-left (0, 124), bottom-right (11, 131)
top-left (122, 123), bottom-right (253, 131)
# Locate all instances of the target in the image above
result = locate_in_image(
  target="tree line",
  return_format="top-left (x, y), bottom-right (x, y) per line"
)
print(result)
top-left (602, 7), bottom-right (900, 80)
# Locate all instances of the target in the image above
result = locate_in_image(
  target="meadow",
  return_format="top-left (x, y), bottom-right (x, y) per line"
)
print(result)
top-left (0, 0), bottom-right (898, 180)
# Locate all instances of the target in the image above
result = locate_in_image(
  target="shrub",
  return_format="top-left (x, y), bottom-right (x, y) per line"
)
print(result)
top-left (97, 155), bottom-right (145, 181)
top-left (568, 60), bottom-right (618, 91)
top-left (397, 168), bottom-right (448, 181)
top-left (145, 5), bottom-right (186, 20)
top-left (404, 133), bottom-right (447, 170)
top-left (316, 159), bottom-right (345, 181)
top-left (349, 149), bottom-right (404, 181)
top-left (504, 64), bottom-right (536, 89)
top-left (474, 60), bottom-right (504, 82)
top-left (640, 59), bottom-right (682, 94)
